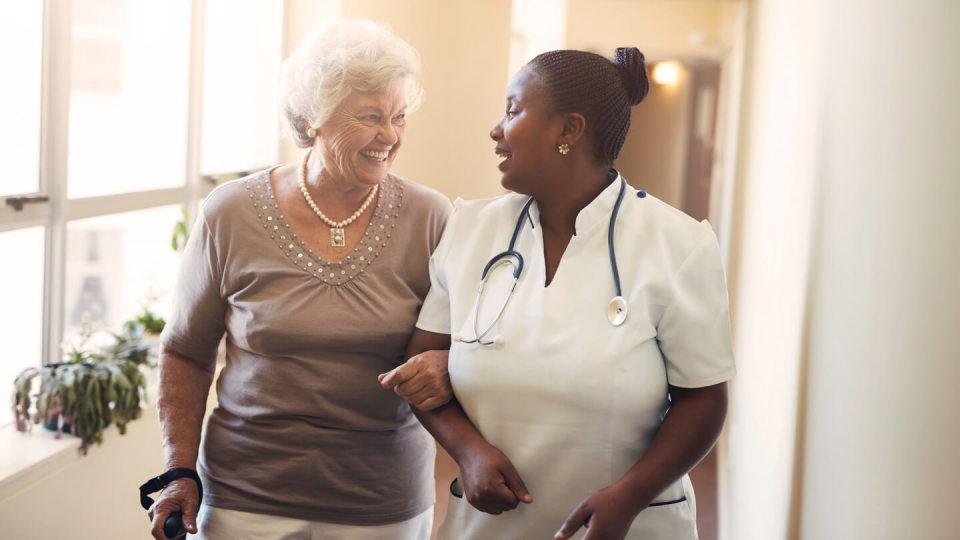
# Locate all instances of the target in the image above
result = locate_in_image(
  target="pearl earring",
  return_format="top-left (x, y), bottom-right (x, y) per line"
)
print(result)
top-left (557, 143), bottom-right (570, 155)
top-left (306, 127), bottom-right (317, 138)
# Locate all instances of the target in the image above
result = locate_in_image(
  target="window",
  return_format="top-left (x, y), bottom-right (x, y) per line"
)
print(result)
top-left (0, 228), bottom-right (46, 426)
top-left (63, 206), bottom-right (182, 344)
top-left (202, 0), bottom-right (283, 176)
top-left (0, 1), bottom-right (283, 427)
top-left (0, 2), bottom-right (44, 196)
top-left (67, 0), bottom-right (192, 199)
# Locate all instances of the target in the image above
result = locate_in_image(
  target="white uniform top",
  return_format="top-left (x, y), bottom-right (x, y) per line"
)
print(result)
top-left (416, 175), bottom-right (736, 539)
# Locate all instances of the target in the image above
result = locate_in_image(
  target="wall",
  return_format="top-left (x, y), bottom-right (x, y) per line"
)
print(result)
top-left (0, 410), bottom-right (164, 539)
top-left (563, 0), bottom-right (739, 208)
top-left (724, 0), bottom-right (960, 538)
top-left (798, 0), bottom-right (960, 537)
top-left (565, 0), bottom-right (738, 61)
top-left (616, 64), bottom-right (694, 206)
top-left (721, 0), bottom-right (825, 537)
top-left (282, 0), bottom-right (513, 201)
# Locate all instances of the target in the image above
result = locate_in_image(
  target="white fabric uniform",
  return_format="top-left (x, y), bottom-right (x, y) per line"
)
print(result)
top-left (416, 176), bottom-right (736, 539)
top-left (189, 504), bottom-right (433, 539)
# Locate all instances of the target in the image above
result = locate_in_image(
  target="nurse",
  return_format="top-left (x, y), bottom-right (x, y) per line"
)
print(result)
top-left (386, 47), bottom-right (735, 539)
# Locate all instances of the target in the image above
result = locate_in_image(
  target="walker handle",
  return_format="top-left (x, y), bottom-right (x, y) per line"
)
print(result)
top-left (164, 511), bottom-right (184, 538)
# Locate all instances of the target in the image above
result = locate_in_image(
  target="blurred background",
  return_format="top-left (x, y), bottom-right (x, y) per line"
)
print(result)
top-left (1, 0), bottom-right (957, 538)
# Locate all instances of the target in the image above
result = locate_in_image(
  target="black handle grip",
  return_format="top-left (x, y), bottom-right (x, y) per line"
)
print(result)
top-left (164, 511), bottom-right (184, 538)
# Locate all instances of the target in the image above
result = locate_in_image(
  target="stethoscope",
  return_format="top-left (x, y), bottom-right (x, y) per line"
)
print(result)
top-left (453, 177), bottom-right (629, 346)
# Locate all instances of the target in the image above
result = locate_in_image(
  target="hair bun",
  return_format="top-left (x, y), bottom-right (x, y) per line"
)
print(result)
top-left (613, 47), bottom-right (649, 105)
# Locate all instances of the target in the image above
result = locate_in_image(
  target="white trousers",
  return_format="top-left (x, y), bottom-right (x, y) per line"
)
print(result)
top-left (189, 505), bottom-right (434, 540)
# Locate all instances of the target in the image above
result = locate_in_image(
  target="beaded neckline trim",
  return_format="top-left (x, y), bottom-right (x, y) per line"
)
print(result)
top-left (244, 170), bottom-right (404, 286)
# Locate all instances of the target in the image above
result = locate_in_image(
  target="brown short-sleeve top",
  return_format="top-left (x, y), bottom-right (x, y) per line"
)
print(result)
top-left (160, 170), bottom-right (451, 525)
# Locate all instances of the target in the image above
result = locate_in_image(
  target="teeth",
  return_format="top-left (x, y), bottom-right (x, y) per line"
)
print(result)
top-left (360, 150), bottom-right (389, 161)
top-left (496, 150), bottom-right (511, 158)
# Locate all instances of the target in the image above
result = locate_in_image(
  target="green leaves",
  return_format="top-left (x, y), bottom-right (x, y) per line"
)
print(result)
top-left (171, 206), bottom-right (190, 252)
top-left (10, 326), bottom-right (153, 454)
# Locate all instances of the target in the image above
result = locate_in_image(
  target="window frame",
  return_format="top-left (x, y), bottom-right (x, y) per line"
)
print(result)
top-left (0, 0), bottom-right (277, 372)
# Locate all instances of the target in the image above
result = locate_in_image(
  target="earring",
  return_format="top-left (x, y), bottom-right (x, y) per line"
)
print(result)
top-left (557, 143), bottom-right (570, 155)
top-left (306, 127), bottom-right (317, 138)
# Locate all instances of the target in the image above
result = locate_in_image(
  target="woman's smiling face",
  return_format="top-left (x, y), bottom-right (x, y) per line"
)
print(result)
top-left (317, 78), bottom-right (408, 187)
top-left (489, 67), bottom-right (563, 195)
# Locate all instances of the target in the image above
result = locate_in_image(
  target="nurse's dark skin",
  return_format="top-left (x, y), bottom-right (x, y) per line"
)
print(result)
top-left (388, 67), bottom-right (728, 540)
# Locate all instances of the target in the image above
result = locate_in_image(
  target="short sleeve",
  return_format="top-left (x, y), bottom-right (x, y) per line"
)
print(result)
top-left (656, 224), bottom-right (736, 388)
top-left (415, 201), bottom-right (459, 334)
top-left (160, 213), bottom-right (227, 364)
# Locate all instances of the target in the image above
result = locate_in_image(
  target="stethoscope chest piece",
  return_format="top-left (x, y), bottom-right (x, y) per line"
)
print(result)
top-left (608, 296), bottom-right (628, 327)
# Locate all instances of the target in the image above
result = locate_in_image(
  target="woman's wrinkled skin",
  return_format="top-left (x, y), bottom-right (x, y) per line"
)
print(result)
top-left (379, 349), bottom-right (452, 411)
top-left (148, 78), bottom-right (455, 540)
top-left (313, 78), bottom-right (408, 192)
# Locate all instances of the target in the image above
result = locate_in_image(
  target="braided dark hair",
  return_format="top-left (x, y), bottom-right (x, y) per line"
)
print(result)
top-left (528, 47), bottom-right (649, 165)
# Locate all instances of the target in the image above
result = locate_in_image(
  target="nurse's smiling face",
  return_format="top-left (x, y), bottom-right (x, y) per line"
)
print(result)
top-left (490, 67), bottom-right (565, 195)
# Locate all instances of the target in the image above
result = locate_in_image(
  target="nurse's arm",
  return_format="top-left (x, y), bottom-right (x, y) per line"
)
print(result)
top-left (555, 382), bottom-right (728, 540)
top-left (397, 328), bottom-right (534, 515)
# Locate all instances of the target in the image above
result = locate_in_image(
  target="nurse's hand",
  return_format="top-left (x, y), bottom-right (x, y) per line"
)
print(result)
top-left (554, 482), bottom-right (639, 540)
top-left (459, 442), bottom-right (533, 515)
top-left (378, 350), bottom-right (452, 411)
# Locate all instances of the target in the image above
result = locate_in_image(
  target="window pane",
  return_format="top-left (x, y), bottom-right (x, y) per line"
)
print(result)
top-left (0, 227), bottom-right (45, 427)
top-left (67, 0), bottom-right (191, 199)
top-left (63, 206), bottom-right (181, 343)
top-left (201, 0), bottom-right (282, 175)
top-left (0, 3), bottom-right (43, 196)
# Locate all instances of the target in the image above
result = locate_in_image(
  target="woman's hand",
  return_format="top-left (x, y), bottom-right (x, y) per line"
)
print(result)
top-left (378, 349), bottom-right (452, 411)
top-left (553, 481), bottom-right (644, 540)
top-left (148, 478), bottom-right (200, 539)
top-left (458, 441), bottom-right (533, 514)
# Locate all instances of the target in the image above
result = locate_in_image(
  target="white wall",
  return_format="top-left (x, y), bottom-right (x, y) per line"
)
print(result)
top-left (798, 0), bottom-right (960, 537)
top-left (722, 1), bottom-right (824, 535)
top-left (0, 412), bottom-right (164, 539)
top-left (724, 0), bottom-right (960, 538)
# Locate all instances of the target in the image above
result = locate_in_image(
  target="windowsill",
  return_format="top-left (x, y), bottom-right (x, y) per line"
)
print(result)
top-left (0, 422), bottom-right (79, 495)
top-left (0, 366), bottom-right (161, 499)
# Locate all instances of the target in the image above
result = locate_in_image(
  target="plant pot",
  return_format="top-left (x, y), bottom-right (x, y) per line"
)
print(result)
top-left (42, 417), bottom-right (71, 434)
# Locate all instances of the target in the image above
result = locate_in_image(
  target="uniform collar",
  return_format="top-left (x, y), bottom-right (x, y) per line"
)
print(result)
top-left (573, 170), bottom-right (624, 236)
top-left (526, 170), bottom-right (625, 236)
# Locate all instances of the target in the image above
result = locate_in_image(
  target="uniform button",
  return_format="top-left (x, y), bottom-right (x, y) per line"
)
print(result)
top-left (637, 191), bottom-right (647, 198)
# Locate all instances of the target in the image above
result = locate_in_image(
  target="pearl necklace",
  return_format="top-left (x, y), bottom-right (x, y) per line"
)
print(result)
top-left (298, 149), bottom-right (379, 248)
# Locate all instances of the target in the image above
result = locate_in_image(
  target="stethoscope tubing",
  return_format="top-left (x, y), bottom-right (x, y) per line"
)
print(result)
top-left (457, 177), bottom-right (628, 346)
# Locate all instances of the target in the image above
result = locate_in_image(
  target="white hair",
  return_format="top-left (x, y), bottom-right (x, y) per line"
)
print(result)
top-left (280, 20), bottom-right (423, 148)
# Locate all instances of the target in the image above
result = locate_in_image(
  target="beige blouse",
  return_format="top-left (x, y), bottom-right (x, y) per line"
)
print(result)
top-left (160, 170), bottom-right (451, 525)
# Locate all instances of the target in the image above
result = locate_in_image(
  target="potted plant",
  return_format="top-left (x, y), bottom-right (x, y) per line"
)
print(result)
top-left (11, 323), bottom-right (153, 454)
top-left (171, 206), bottom-right (190, 252)
top-left (135, 307), bottom-right (166, 336)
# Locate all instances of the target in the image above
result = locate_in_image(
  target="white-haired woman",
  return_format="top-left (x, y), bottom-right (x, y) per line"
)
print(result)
top-left (147, 21), bottom-right (452, 540)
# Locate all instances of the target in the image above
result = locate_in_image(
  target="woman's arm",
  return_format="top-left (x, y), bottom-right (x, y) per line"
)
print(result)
top-left (147, 347), bottom-right (216, 539)
top-left (555, 382), bottom-right (728, 540)
top-left (382, 329), bottom-right (533, 514)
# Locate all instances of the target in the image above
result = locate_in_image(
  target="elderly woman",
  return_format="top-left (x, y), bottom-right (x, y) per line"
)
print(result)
top-left (148, 21), bottom-right (452, 539)
top-left (393, 47), bottom-right (736, 539)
